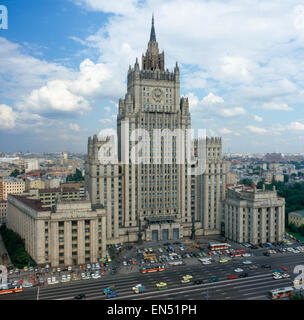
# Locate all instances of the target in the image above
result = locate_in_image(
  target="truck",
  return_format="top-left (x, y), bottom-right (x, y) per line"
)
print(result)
top-left (104, 286), bottom-right (117, 298)
top-left (132, 284), bottom-right (146, 294)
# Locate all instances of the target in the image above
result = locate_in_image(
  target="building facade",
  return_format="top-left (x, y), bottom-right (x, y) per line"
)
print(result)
top-left (224, 185), bottom-right (285, 245)
top-left (0, 200), bottom-right (7, 224)
top-left (288, 210), bottom-right (304, 227)
top-left (7, 194), bottom-right (107, 267)
top-left (86, 17), bottom-right (228, 243)
top-left (0, 177), bottom-right (25, 201)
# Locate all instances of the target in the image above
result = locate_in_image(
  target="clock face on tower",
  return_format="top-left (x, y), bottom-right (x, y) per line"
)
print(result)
top-left (152, 88), bottom-right (163, 103)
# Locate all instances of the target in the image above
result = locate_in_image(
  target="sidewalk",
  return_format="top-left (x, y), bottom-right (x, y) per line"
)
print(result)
top-left (0, 233), bottom-right (11, 266)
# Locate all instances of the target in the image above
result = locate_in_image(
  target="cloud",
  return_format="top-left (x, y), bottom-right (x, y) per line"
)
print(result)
top-left (254, 115), bottom-right (263, 122)
top-left (219, 128), bottom-right (232, 134)
top-left (99, 118), bottom-right (113, 124)
top-left (221, 106), bottom-right (246, 117)
top-left (69, 123), bottom-right (80, 131)
top-left (18, 80), bottom-right (90, 115)
top-left (246, 125), bottom-right (268, 134)
top-left (202, 92), bottom-right (224, 104)
top-left (259, 102), bottom-right (294, 111)
top-left (0, 105), bottom-right (17, 129)
top-left (290, 121), bottom-right (304, 131)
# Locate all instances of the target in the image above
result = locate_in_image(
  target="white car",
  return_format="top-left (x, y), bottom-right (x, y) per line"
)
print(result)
top-left (123, 261), bottom-right (127, 266)
top-left (23, 282), bottom-right (33, 288)
top-left (148, 248), bottom-right (153, 253)
top-left (242, 260), bottom-right (252, 265)
top-left (92, 273), bottom-right (101, 279)
top-left (273, 274), bottom-right (282, 280)
top-left (68, 266), bottom-right (72, 271)
top-left (282, 273), bottom-right (290, 278)
top-left (242, 253), bottom-right (251, 257)
top-left (158, 248), bottom-right (163, 253)
top-left (234, 268), bottom-right (244, 273)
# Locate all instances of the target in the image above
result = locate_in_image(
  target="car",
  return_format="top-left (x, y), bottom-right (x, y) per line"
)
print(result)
top-left (73, 294), bottom-right (86, 300)
top-left (9, 269), bottom-right (14, 275)
top-left (92, 273), bottom-right (101, 279)
top-left (219, 259), bottom-right (228, 263)
top-left (273, 274), bottom-right (282, 280)
top-left (183, 275), bottom-right (193, 280)
top-left (57, 268), bottom-right (61, 272)
top-left (280, 267), bottom-right (288, 271)
top-left (209, 277), bottom-right (219, 282)
top-left (15, 268), bottom-right (19, 274)
top-left (148, 248), bottom-right (153, 253)
top-left (193, 279), bottom-right (203, 285)
top-left (68, 266), bottom-right (72, 271)
top-left (282, 273), bottom-right (290, 278)
top-left (227, 275), bottom-right (237, 280)
top-left (158, 248), bottom-right (163, 253)
top-left (242, 253), bottom-right (251, 257)
top-left (249, 265), bottom-right (258, 270)
top-left (263, 252), bottom-right (270, 256)
top-left (23, 282), bottom-right (34, 288)
top-left (238, 273), bottom-right (248, 278)
top-left (156, 282), bottom-right (167, 290)
top-left (123, 261), bottom-right (127, 266)
top-left (234, 268), bottom-right (244, 273)
top-left (261, 264), bottom-right (271, 269)
top-left (29, 267), bottom-right (34, 272)
top-left (23, 266), bottom-right (28, 272)
top-left (242, 260), bottom-right (252, 265)
top-left (87, 264), bottom-right (91, 269)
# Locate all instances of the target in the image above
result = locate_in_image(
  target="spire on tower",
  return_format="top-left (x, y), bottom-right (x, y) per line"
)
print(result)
top-left (150, 14), bottom-right (156, 42)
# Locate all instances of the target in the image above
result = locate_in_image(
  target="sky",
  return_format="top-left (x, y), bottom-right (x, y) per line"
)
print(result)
top-left (1, 0), bottom-right (304, 154)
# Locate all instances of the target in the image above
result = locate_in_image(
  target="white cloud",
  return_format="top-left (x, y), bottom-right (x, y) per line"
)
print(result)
top-left (99, 118), bottom-right (113, 124)
top-left (259, 102), bottom-right (294, 111)
top-left (246, 125), bottom-right (268, 134)
top-left (221, 106), bottom-right (246, 117)
top-left (69, 123), bottom-right (80, 131)
top-left (219, 128), bottom-right (232, 134)
top-left (104, 106), bottom-right (111, 113)
top-left (18, 80), bottom-right (90, 115)
top-left (202, 92), bottom-right (224, 104)
top-left (290, 121), bottom-right (304, 131)
top-left (254, 115), bottom-right (263, 122)
top-left (0, 105), bottom-right (17, 129)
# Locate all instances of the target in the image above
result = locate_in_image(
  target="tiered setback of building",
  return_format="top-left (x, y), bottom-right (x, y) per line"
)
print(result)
top-left (224, 185), bottom-right (285, 244)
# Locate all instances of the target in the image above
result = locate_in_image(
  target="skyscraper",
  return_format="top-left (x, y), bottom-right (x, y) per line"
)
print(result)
top-left (86, 17), bottom-right (228, 243)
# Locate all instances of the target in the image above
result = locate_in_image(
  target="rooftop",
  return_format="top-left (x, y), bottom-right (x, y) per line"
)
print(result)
top-left (289, 210), bottom-right (304, 218)
top-left (9, 194), bottom-right (50, 212)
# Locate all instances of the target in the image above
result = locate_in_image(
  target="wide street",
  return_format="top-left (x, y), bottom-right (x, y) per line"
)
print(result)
top-left (1, 250), bottom-right (304, 300)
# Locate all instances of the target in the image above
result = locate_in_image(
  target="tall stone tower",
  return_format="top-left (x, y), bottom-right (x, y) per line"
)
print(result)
top-left (86, 16), bottom-right (209, 243)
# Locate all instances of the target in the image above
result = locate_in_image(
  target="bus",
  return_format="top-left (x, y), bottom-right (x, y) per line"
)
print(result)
top-left (230, 249), bottom-right (246, 257)
top-left (0, 285), bottom-right (23, 295)
top-left (143, 253), bottom-right (156, 261)
top-left (208, 242), bottom-right (231, 251)
top-left (140, 265), bottom-right (165, 274)
top-left (268, 287), bottom-right (294, 299)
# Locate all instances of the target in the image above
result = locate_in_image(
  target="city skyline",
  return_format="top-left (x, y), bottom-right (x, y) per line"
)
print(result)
top-left (1, 1), bottom-right (304, 154)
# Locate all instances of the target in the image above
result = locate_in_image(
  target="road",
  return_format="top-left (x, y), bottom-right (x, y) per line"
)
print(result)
top-left (2, 251), bottom-right (303, 300)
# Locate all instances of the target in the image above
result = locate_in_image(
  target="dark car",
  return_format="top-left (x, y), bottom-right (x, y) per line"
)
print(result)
top-left (238, 273), bottom-right (248, 278)
top-left (73, 294), bottom-right (86, 300)
top-left (261, 264), bottom-right (271, 269)
top-left (111, 269), bottom-right (117, 275)
top-left (251, 246), bottom-right (258, 249)
top-left (193, 280), bottom-right (203, 285)
top-left (263, 252), bottom-right (270, 256)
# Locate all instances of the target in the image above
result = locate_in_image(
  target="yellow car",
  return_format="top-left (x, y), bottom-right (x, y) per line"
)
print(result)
top-left (219, 259), bottom-right (228, 263)
top-left (183, 275), bottom-right (193, 280)
top-left (294, 279), bottom-right (303, 285)
top-left (156, 282), bottom-right (167, 290)
top-left (23, 266), bottom-right (28, 272)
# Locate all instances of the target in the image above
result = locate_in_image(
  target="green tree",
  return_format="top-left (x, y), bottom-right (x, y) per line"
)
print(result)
top-left (288, 223), bottom-right (299, 233)
top-left (240, 178), bottom-right (254, 187)
top-left (10, 169), bottom-right (20, 177)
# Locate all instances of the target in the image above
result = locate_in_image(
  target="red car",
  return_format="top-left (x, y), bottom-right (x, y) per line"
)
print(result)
top-left (227, 275), bottom-right (237, 280)
top-left (207, 251), bottom-right (212, 255)
top-left (101, 270), bottom-right (105, 276)
top-left (280, 267), bottom-right (287, 271)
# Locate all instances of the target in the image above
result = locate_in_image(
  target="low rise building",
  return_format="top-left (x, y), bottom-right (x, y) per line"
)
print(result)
top-left (288, 210), bottom-right (304, 227)
top-left (7, 194), bottom-right (107, 266)
top-left (0, 177), bottom-right (25, 201)
top-left (224, 185), bottom-right (285, 245)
